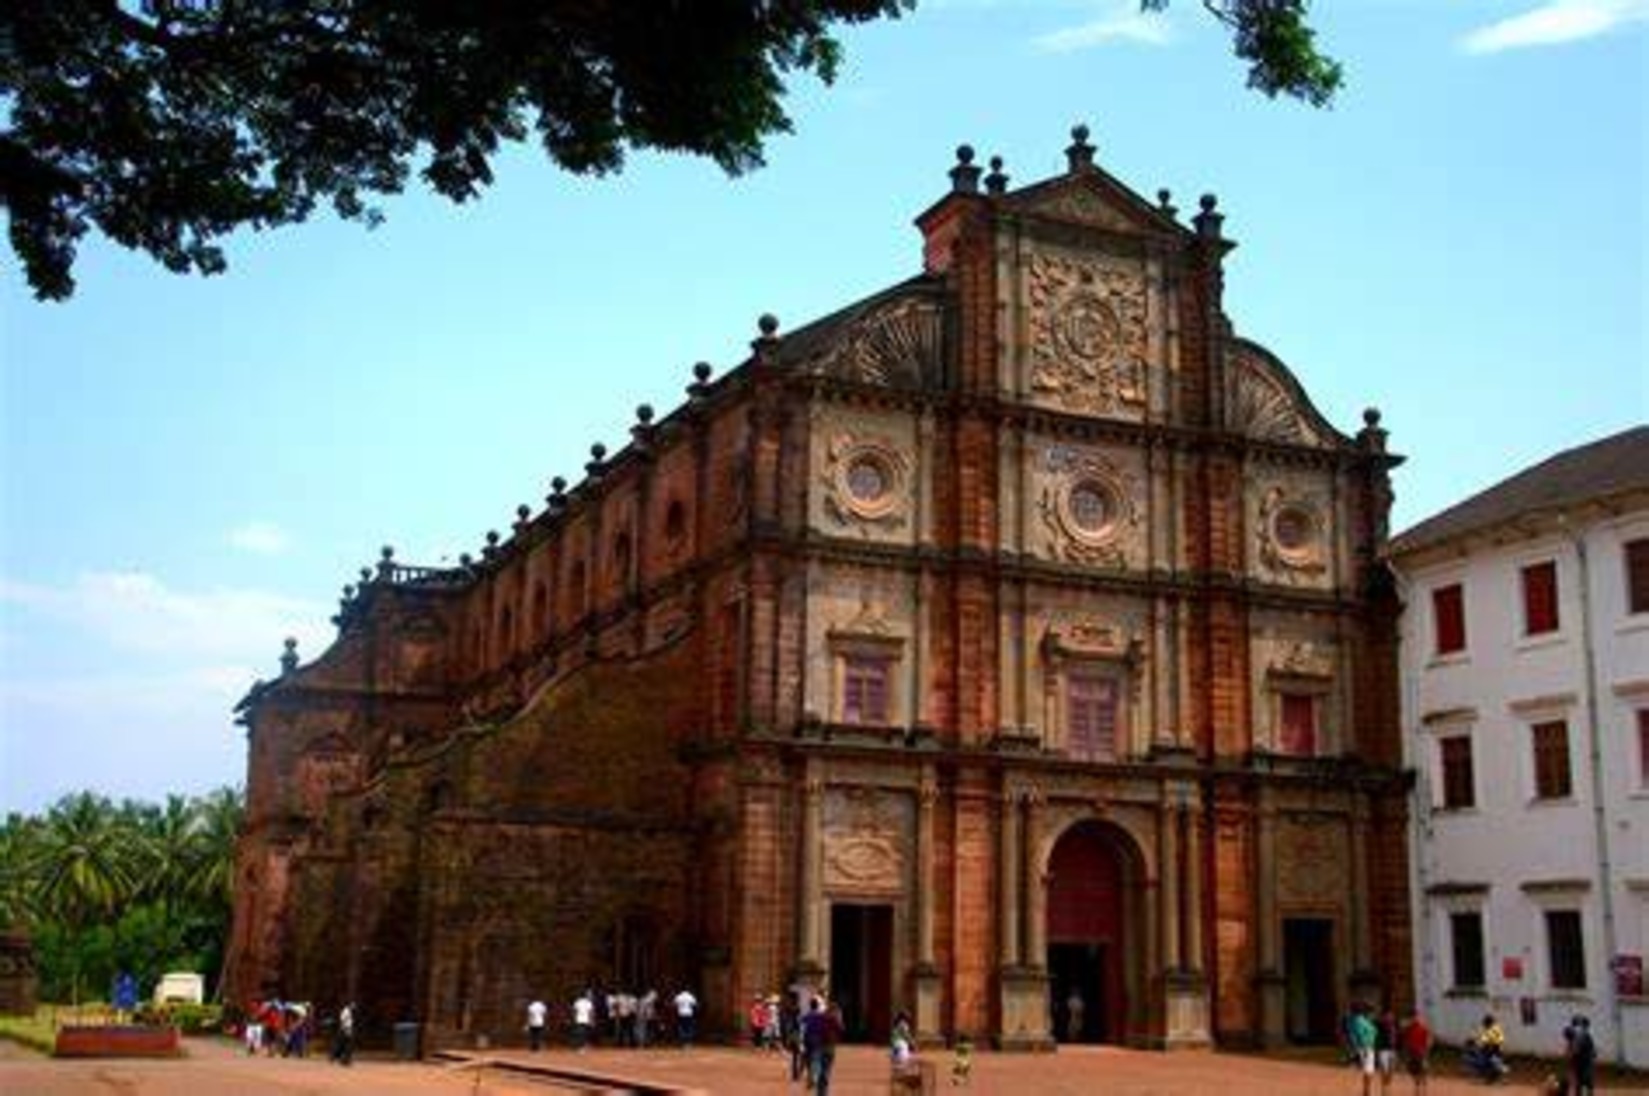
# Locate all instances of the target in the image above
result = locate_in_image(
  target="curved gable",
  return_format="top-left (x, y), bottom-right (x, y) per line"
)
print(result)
top-left (1226, 338), bottom-right (1351, 449)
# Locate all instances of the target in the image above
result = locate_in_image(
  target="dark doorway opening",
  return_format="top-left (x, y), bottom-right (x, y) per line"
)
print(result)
top-left (1045, 821), bottom-right (1132, 1044)
top-left (829, 903), bottom-right (893, 1043)
top-left (1283, 918), bottom-right (1337, 1044)
top-left (1048, 942), bottom-right (1109, 1043)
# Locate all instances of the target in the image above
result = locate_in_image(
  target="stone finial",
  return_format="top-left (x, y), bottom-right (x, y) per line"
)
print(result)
top-left (342, 584), bottom-right (354, 600)
top-left (1157, 188), bottom-right (1178, 219)
top-left (984, 156), bottom-right (1009, 195)
top-left (482, 529), bottom-right (500, 560)
top-left (377, 545), bottom-right (395, 579)
top-left (547, 475), bottom-right (568, 512)
top-left (1359, 407), bottom-right (1388, 453)
top-left (586, 442), bottom-right (607, 477)
top-left (359, 566), bottom-right (373, 584)
top-left (949, 144), bottom-right (982, 195)
top-left (1066, 123), bottom-right (1096, 173)
top-left (752, 313), bottom-right (781, 360)
top-left (1193, 193), bottom-right (1224, 240)
top-left (631, 403), bottom-right (657, 450)
top-left (636, 403), bottom-right (655, 426)
top-left (688, 361), bottom-right (713, 401)
top-left (459, 552), bottom-right (473, 568)
top-left (514, 504), bottom-right (531, 532)
top-left (280, 637), bottom-right (299, 675)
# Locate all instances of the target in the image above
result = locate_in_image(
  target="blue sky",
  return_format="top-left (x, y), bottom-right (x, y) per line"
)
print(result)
top-left (2, 1), bottom-right (1644, 813)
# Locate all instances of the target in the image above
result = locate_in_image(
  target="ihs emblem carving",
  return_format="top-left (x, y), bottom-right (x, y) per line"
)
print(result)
top-left (1026, 251), bottom-right (1148, 419)
top-left (1037, 446), bottom-right (1138, 567)
top-left (822, 433), bottom-right (910, 530)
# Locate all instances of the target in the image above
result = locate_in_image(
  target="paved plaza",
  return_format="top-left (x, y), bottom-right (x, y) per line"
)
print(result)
top-left (4, 1037), bottom-right (1647, 1095)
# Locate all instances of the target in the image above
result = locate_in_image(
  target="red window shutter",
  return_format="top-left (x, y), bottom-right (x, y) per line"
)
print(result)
top-left (842, 655), bottom-right (890, 725)
top-left (1532, 720), bottom-right (1572, 799)
top-left (1433, 584), bottom-right (1465, 654)
top-left (1522, 561), bottom-right (1560, 635)
top-left (1279, 694), bottom-right (1317, 756)
top-left (1627, 539), bottom-right (1649, 615)
top-left (1637, 710), bottom-right (1649, 789)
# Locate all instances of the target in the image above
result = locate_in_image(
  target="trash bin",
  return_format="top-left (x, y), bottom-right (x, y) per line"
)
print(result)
top-left (392, 1022), bottom-right (420, 1061)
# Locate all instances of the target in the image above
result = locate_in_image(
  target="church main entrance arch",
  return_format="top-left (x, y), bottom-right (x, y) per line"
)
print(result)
top-left (1045, 820), bottom-right (1142, 1045)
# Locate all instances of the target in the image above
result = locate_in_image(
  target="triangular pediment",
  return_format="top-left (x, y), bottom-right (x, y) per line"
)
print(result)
top-left (1006, 171), bottom-right (1185, 238)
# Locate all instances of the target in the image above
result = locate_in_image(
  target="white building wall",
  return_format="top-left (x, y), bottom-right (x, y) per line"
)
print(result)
top-left (1399, 505), bottom-right (1649, 1068)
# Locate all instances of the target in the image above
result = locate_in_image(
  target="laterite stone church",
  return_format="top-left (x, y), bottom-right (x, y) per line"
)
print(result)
top-left (227, 127), bottom-right (1413, 1051)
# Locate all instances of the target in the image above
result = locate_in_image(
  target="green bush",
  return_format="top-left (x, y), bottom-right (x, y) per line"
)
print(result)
top-left (136, 1001), bottom-right (221, 1035)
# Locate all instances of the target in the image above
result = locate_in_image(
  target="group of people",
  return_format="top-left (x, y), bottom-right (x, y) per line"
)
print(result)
top-left (1343, 1003), bottom-right (1433, 1095)
top-left (241, 998), bottom-right (355, 1065)
top-left (524, 988), bottom-right (698, 1051)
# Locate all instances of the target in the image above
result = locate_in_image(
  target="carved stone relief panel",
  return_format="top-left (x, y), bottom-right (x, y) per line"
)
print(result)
top-left (1024, 249), bottom-right (1149, 420)
top-left (803, 566), bottom-right (916, 726)
top-left (809, 407), bottom-right (917, 545)
top-left (1248, 470), bottom-right (1335, 591)
top-left (1035, 601), bottom-right (1151, 757)
top-left (1023, 186), bottom-right (1140, 235)
top-left (1226, 346), bottom-right (1331, 448)
top-left (1249, 615), bottom-right (1342, 755)
top-left (1033, 441), bottom-right (1144, 568)
top-left (822, 787), bottom-right (914, 895)
top-left (1275, 816), bottom-right (1348, 908)
top-left (799, 297), bottom-right (942, 388)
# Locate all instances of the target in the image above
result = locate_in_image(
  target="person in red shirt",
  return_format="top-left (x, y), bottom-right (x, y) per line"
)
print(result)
top-left (1398, 1010), bottom-right (1433, 1095)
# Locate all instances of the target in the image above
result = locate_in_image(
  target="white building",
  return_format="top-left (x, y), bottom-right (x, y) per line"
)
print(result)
top-left (1391, 425), bottom-right (1649, 1068)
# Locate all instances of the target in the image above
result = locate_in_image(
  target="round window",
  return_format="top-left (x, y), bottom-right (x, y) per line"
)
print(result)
top-left (846, 455), bottom-right (890, 505)
top-left (1067, 481), bottom-right (1114, 534)
top-left (1273, 505), bottom-right (1316, 553)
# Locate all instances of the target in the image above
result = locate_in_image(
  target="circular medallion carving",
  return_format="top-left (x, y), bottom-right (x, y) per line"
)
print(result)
top-left (1054, 293), bottom-right (1121, 362)
top-left (1058, 475), bottom-right (1122, 546)
top-left (830, 443), bottom-right (905, 523)
top-left (1268, 500), bottom-right (1323, 570)
top-left (846, 455), bottom-right (890, 505)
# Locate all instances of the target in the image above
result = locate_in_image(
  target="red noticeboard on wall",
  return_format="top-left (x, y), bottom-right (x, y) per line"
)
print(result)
top-left (1615, 955), bottom-right (1644, 998)
top-left (1502, 957), bottom-right (1523, 980)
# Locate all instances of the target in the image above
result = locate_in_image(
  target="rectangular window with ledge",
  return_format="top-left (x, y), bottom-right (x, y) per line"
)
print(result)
top-left (1531, 719), bottom-right (1573, 800)
top-left (1066, 672), bottom-right (1119, 761)
top-left (1628, 537), bottom-right (1649, 615)
top-left (1450, 911), bottom-right (1485, 990)
top-left (842, 654), bottom-right (892, 726)
top-left (1545, 909), bottom-right (1586, 990)
top-left (1278, 693), bottom-right (1318, 756)
top-left (1521, 560), bottom-right (1560, 636)
top-left (1433, 583), bottom-right (1466, 655)
top-left (1440, 734), bottom-right (1475, 810)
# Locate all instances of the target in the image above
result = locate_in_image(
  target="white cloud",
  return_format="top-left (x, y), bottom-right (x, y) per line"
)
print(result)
top-left (1032, 3), bottom-right (1173, 53)
top-left (0, 571), bottom-right (330, 661)
top-left (1461, 0), bottom-right (1649, 53)
top-left (227, 520), bottom-right (291, 555)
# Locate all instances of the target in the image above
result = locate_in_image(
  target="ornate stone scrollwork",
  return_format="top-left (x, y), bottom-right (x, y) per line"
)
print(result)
top-left (1026, 252), bottom-right (1148, 419)
top-left (1028, 187), bottom-right (1138, 234)
top-left (1037, 447), bottom-right (1139, 567)
top-left (1273, 639), bottom-right (1335, 680)
top-left (822, 433), bottom-right (911, 529)
top-left (805, 298), bottom-right (942, 387)
top-left (1257, 486), bottom-right (1328, 579)
top-left (1227, 349), bottom-right (1327, 447)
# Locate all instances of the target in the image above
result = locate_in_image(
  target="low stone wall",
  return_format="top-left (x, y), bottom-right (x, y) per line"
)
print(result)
top-left (54, 1025), bottom-right (182, 1058)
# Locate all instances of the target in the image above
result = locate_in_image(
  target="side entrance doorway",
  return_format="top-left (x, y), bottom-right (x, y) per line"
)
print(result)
top-left (1282, 917), bottom-right (1338, 1044)
top-left (829, 903), bottom-right (893, 1043)
top-left (1045, 821), bottom-right (1137, 1044)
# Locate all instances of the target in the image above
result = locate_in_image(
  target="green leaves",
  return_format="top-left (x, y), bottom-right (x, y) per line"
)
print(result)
top-left (1144, 1), bottom-right (1343, 107)
top-left (3, 1), bottom-right (912, 300)
top-left (0, 788), bottom-right (244, 1001)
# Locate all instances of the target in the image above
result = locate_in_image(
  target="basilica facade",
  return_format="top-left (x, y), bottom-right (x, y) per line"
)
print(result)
top-left (227, 127), bottom-right (1412, 1051)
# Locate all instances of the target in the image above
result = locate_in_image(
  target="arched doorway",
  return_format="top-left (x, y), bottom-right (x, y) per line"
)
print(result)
top-left (1045, 820), bottom-right (1140, 1045)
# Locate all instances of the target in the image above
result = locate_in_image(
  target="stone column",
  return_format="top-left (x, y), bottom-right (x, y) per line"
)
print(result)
top-left (1349, 796), bottom-right (1379, 1002)
top-left (1023, 791), bottom-right (1046, 969)
top-left (1159, 800), bottom-right (1181, 971)
top-left (799, 770), bottom-right (825, 966)
top-left (1183, 800), bottom-right (1204, 974)
top-left (998, 789), bottom-right (1021, 967)
top-left (913, 776), bottom-right (942, 1041)
top-left (1256, 788), bottom-right (1285, 1046)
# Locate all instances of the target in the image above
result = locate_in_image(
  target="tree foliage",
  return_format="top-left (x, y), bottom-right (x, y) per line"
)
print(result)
top-left (1, 1), bottom-right (1339, 301)
top-left (1, 788), bottom-right (244, 1002)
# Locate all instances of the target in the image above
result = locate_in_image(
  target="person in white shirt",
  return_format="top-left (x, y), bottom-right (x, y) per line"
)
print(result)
top-left (572, 991), bottom-right (595, 1051)
top-left (672, 988), bottom-right (698, 1047)
top-left (526, 999), bottom-right (548, 1052)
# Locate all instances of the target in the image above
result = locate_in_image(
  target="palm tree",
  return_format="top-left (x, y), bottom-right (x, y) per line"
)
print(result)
top-left (185, 788), bottom-right (242, 912)
top-left (33, 793), bottom-right (139, 1002)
